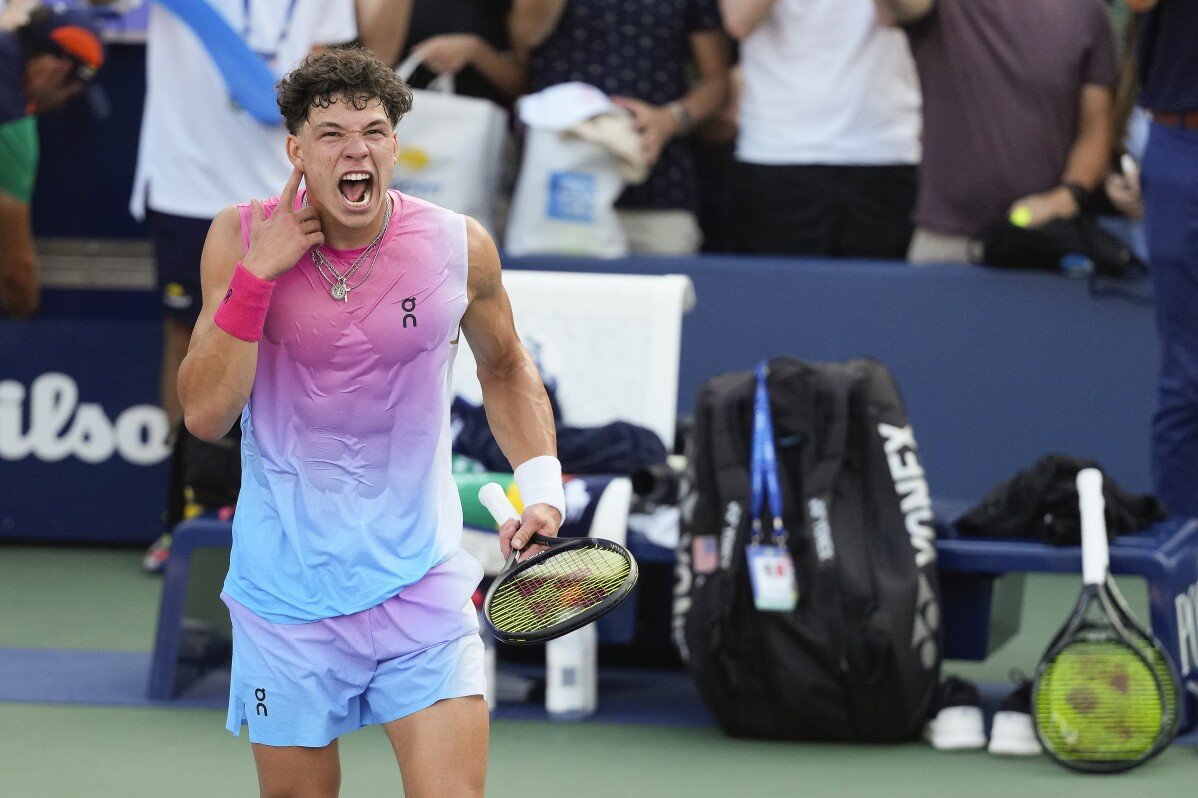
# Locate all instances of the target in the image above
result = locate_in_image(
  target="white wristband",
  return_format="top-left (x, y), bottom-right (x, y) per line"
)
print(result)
top-left (514, 455), bottom-right (566, 523)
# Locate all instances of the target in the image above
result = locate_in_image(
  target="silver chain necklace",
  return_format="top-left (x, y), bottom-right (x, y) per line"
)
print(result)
top-left (306, 192), bottom-right (393, 302)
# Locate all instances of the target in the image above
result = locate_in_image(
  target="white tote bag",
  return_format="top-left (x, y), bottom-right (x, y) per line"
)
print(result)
top-left (504, 127), bottom-right (629, 258)
top-left (390, 55), bottom-right (508, 233)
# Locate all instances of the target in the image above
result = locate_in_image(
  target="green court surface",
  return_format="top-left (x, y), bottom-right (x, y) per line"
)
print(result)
top-left (2, 545), bottom-right (1194, 797)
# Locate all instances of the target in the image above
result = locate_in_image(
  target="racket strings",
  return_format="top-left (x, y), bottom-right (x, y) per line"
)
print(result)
top-left (488, 546), bottom-right (631, 634)
top-left (1035, 641), bottom-right (1166, 761)
top-left (1106, 591), bottom-right (1179, 725)
top-left (1129, 635), bottom-right (1178, 724)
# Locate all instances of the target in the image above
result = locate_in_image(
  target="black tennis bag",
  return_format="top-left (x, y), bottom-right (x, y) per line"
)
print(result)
top-left (673, 357), bottom-right (941, 741)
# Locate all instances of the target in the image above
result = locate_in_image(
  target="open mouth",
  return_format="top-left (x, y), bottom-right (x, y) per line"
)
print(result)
top-left (338, 172), bottom-right (374, 208)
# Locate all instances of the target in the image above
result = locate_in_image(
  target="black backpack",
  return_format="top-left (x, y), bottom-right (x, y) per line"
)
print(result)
top-left (673, 357), bottom-right (941, 741)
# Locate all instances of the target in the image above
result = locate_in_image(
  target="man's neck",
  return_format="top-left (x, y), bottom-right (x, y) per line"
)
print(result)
top-left (318, 202), bottom-right (389, 251)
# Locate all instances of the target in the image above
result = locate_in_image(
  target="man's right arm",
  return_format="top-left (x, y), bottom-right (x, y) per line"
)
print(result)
top-left (179, 167), bottom-right (321, 441)
top-left (178, 206), bottom-right (258, 442)
top-left (874, 0), bottom-right (935, 25)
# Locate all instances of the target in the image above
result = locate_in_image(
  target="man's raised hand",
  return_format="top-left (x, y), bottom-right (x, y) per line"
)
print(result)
top-left (242, 166), bottom-right (325, 281)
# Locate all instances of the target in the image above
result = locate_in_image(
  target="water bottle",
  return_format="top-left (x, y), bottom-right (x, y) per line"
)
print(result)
top-left (546, 625), bottom-right (597, 720)
top-left (580, 621), bottom-right (597, 714)
top-left (473, 593), bottom-right (497, 715)
top-left (482, 624), bottom-right (497, 714)
top-left (1059, 252), bottom-right (1094, 278)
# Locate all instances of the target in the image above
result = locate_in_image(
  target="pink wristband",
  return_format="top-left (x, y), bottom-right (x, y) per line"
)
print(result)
top-left (214, 263), bottom-right (274, 342)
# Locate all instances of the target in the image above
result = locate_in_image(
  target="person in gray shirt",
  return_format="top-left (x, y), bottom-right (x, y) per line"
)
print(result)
top-left (877, 0), bottom-right (1116, 264)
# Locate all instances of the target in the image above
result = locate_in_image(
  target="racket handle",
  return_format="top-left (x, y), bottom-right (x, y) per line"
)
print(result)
top-left (1077, 467), bottom-right (1109, 585)
top-left (479, 482), bottom-right (521, 525)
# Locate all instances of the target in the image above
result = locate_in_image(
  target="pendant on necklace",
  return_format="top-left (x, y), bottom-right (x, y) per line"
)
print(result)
top-left (331, 282), bottom-right (348, 301)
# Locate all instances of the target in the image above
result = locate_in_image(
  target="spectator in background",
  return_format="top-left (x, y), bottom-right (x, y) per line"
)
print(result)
top-left (0, 5), bottom-right (104, 317)
top-left (510, 0), bottom-right (731, 255)
top-left (131, 0), bottom-right (355, 422)
top-left (130, 0), bottom-right (356, 570)
top-left (358, 0), bottom-right (523, 104)
top-left (723, 0), bottom-right (920, 259)
top-left (1132, 0), bottom-right (1198, 517)
top-left (878, 0), bottom-right (1116, 264)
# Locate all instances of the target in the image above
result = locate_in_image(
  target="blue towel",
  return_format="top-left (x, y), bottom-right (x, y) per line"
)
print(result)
top-left (153, 0), bottom-right (280, 125)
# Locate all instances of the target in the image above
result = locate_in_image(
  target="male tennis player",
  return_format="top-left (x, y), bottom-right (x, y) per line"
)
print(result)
top-left (177, 47), bottom-right (563, 797)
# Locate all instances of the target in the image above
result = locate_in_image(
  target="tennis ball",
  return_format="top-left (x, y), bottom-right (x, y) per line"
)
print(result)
top-left (1009, 206), bottom-right (1033, 228)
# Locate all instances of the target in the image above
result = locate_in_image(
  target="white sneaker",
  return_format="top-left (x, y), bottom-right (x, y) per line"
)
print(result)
top-left (924, 676), bottom-right (987, 751)
top-left (988, 679), bottom-right (1042, 756)
top-left (989, 711), bottom-right (1042, 756)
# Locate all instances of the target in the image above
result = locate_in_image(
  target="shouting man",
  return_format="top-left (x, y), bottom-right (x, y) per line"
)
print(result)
top-left (178, 47), bottom-right (563, 797)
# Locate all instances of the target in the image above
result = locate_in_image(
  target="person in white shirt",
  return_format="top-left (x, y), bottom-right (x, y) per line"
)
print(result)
top-left (130, 0), bottom-right (356, 570)
top-left (131, 0), bottom-right (356, 423)
top-left (722, 0), bottom-right (921, 258)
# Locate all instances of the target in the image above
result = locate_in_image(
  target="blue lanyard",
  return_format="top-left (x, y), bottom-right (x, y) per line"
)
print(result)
top-left (242, 0), bottom-right (301, 62)
top-left (751, 361), bottom-right (786, 544)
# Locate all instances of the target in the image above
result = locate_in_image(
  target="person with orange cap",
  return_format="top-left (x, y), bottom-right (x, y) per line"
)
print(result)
top-left (0, 4), bottom-right (104, 317)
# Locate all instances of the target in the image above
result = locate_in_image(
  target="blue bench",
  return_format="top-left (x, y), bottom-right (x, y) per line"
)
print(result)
top-left (152, 512), bottom-right (1198, 740)
top-left (147, 518), bottom-right (234, 700)
top-left (149, 510), bottom-right (648, 701)
top-left (937, 514), bottom-right (1198, 732)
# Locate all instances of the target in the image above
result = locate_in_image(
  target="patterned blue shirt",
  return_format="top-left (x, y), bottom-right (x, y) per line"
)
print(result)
top-left (529, 0), bottom-right (721, 212)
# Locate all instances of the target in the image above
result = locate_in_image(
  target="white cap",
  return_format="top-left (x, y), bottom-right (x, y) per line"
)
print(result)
top-left (517, 82), bottom-right (621, 131)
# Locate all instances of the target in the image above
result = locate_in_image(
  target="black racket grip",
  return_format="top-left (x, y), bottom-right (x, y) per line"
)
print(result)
top-left (501, 532), bottom-right (564, 571)
top-left (521, 532), bottom-right (563, 548)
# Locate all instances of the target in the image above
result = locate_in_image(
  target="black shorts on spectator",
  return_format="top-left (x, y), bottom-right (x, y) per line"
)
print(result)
top-left (732, 163), bottom-right (916, 259)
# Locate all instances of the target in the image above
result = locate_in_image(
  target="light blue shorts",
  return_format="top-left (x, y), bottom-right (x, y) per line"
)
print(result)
top-left (223, 549), bottom-right (486, 747)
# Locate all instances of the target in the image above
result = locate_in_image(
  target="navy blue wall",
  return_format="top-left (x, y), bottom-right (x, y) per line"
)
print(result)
top-left (0, 259), bottom-right (1157, 543)
top-left (0, 290), bottom-right (165, 542)
top-left (513, 256), bottom-right (1159, 503)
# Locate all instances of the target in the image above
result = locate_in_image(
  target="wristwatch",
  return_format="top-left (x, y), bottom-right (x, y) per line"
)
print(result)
top-left (666, 101), bottom-right (695, 137)
top-left (1061, 180), bottom-right (1089, 209)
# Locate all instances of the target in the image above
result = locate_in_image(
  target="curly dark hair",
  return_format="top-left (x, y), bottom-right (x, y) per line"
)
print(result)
top-left (276, 46), bottom-right (413, 134)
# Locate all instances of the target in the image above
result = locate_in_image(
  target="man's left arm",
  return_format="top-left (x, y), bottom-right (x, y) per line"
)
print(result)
top-left (612, 28), bottom-right (731, 167)
top-left (1009, 0), bottom-right (1117, 230)
top-left (459, 217), bottom-right (562, 556)
top-left (1062, 83), bottom-right (1115, 195)
top-left (1009, 85), bottom-right (1113, 226)
top-left (0, 191), bottom-right (38, 318)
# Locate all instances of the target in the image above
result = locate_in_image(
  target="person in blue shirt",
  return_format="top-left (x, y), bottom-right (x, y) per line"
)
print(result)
top-left (1133, 0), bottom-right (1198, 517)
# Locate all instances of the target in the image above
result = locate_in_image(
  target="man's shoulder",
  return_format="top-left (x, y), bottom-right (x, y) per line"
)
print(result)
top-left (395, 191), bottom-right (457, 218)
top-left (393, 191), bottom-right (469, 239)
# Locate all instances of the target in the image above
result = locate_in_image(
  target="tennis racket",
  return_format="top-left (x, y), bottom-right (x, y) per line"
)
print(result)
top-left (1032, 468), bottom-right (1176, 772)
top-left (477, 482), bottom-right (639, 645)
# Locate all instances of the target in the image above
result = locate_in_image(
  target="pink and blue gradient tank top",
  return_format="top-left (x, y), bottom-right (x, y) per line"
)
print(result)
top-left (222, 189), bottom-right (470, 623)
